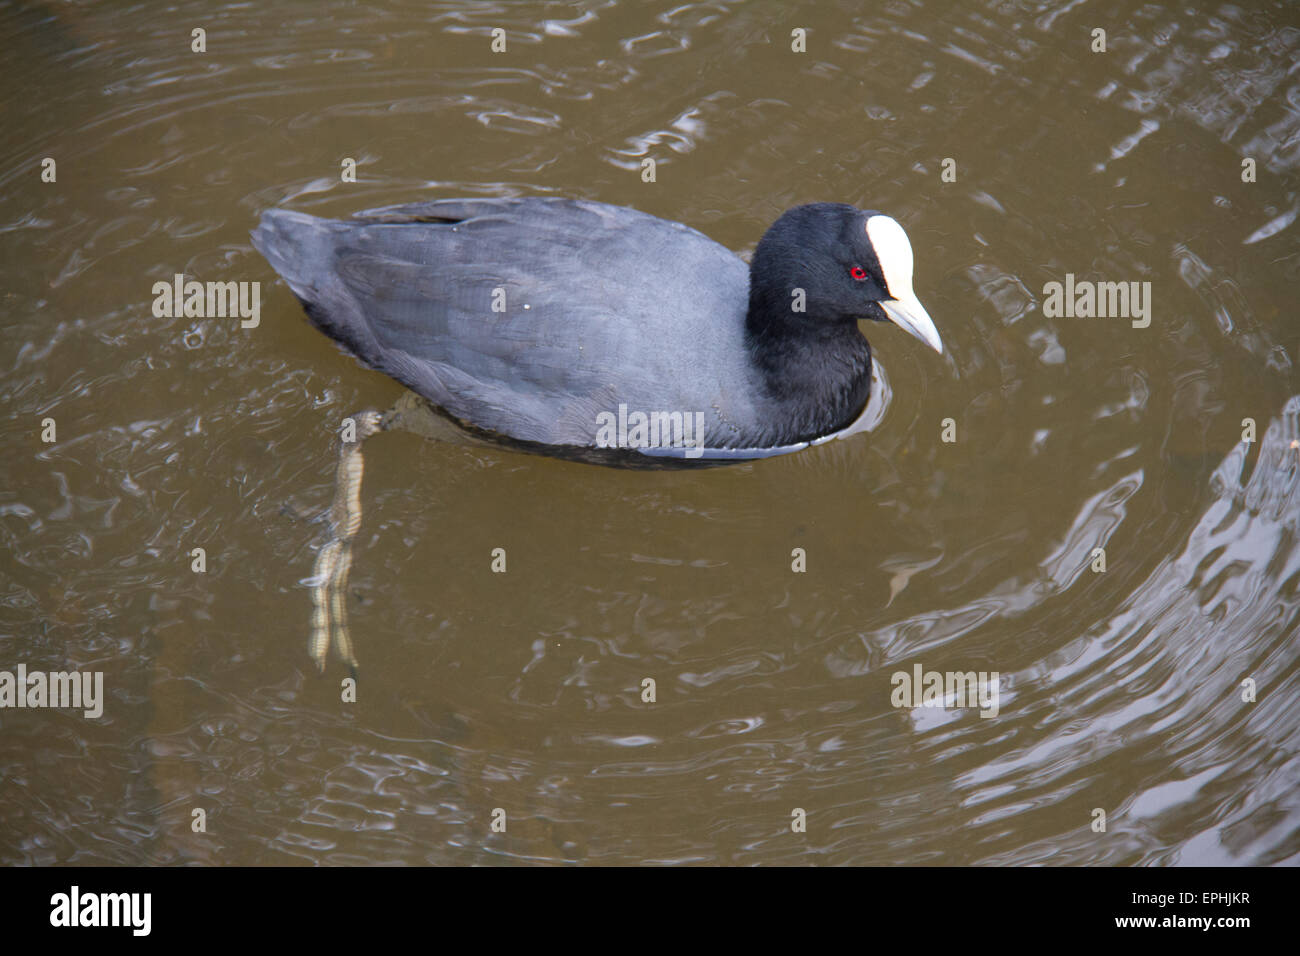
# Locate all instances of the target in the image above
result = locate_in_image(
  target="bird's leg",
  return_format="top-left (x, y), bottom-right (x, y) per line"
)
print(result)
top-left (309, 409), bottom-right (389, 677)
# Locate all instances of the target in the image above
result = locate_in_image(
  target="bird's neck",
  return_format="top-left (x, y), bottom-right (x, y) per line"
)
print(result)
top-left (745, 300), bottom-right (873, 443)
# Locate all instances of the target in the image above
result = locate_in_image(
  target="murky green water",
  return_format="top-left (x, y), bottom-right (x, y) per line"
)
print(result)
top-left (1, 0), bottom-right (1297, 865)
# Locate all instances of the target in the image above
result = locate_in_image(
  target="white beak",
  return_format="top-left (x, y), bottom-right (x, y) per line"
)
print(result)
top-left (880, 293), bottom-right (943, 354)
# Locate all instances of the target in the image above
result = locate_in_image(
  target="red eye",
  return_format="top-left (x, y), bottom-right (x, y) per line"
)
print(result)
top-left (850, 266), bottom-right (867, 281)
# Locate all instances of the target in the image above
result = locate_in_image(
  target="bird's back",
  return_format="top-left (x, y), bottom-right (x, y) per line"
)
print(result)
top-left (252, 197), bottom-right (765, 450)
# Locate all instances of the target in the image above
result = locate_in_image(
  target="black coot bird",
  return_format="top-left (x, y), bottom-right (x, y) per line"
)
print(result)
top-left (250, 197), bottom-right (943, 672)
top-left (253, 197), bottom-right (941, 459)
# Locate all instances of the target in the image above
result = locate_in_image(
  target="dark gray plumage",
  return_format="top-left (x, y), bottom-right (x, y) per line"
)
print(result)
top-left (251, 197), bottom-right (942, 461)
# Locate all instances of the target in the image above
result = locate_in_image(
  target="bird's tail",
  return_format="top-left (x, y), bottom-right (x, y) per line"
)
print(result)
top-left (250, 209), bottom-right (381, 363)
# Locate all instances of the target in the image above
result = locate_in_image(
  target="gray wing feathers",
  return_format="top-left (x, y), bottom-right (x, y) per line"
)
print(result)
top-left (252, 198), bottom-right (753, 446)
